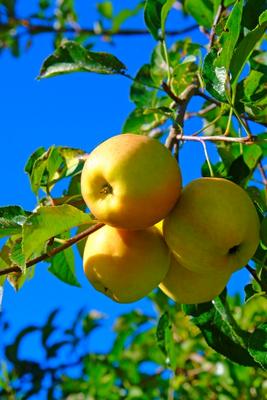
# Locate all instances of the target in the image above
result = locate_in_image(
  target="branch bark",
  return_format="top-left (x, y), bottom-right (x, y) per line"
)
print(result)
top-left (4, 19), bottom-right (198, 38)
top-left (165, 84), bottom-right (198, 153)
top-left (176, 134), bottom-right (258, 144)
top-left (0, 222), bottom-right (104, 277)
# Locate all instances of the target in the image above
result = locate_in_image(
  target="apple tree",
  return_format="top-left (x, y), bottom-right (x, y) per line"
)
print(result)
top-left (0, 0), bottom-right (267, 398)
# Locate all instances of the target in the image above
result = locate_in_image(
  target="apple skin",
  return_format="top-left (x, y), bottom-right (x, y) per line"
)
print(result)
top-left (81, 134), bottom-right (182, 230)
top-left (159, 254), bottom-right (231, 304)
top-left (83, 225), bottom-right (171, 303)
top-left (163, 177), bottom-right (260, 274)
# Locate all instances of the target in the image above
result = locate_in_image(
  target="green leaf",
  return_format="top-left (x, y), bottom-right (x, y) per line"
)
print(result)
top-left (184, 294), bottom-right (259, 367)
top-left (10, 240), bottom-right (26, 273)
top-left (237, 70), bottom-right (267, 112)
top-left (122, 107), bottom-right (160, 134)
top-left (41, 309), bottom-right (59, 348)
top-left (49, 244), bottom-right (80, 287)
top-left (261, 217), bottom-right (267, 247)
top-left (130, 64), bottom-right (157, 107)
top-left (228, 155), bottom-right (251, 184)
top-left (172, 61), bottom-right (198, 96)
top-left (47, 232), bottom-right (80, 287)
top-left (202, 49), bottom-right (227, 102)
top-left (244, 283), bottom-right (260, 302)
top-left (243, 144), bottom-right (262, 170)
top-left (111, 4), bottom-right (143, 33)
top-left (97, 1), bottom-right (113, 19)
top-left (156, 312), bottom-right (177, 369)
top-left (242, 0), bottom-right (267, 30)
top-left (248, 323), bottom-right (267, 369)
top-left (25, 146), bottom-right (85, 195)
top-left (230, 12), bottom-right (267, 85)
top-left (39, 41), bottom-right (127, 79)
top-left (216, 0), bottom-right (243, 71)
top-left (161, 0), bottom-right (176, 36)
top-left (144, 0), bottom-right (175, 40)
top-left (247, 186), bottom-right (267, 215)
top-left (0, 206), bottom-right (30, 239)
top-left (185, 0), bottom-right (214, 29)
top-left (5, 326), bottom-right (39, 363)
top-left (7, 267), bottom-right (35, 292)
top-left (22, 205), bottom-right (93, 259)
top-left (24, 147), bottom-right (46, 176)
top-left (25, 147), bottom-right (60, 194)
top-left (58, 147), bottom-right (85, 176)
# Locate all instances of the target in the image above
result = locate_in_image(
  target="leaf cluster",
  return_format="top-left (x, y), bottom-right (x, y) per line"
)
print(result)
top-left (1, 294), bottom-right (267, 399)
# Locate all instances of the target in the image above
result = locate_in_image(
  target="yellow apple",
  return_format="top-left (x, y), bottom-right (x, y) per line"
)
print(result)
top-left (159, 254), bottom-right (231, 304)
top-left (83, 225), bottom-right (171, 303)
top-left (81, 133), bottom-right (181, 230)
top-left (163, 177), bottom-right (260, 274)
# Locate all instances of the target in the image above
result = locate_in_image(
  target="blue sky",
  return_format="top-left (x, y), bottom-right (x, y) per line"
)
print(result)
top-left (0, 1), bottom-right (250, 362)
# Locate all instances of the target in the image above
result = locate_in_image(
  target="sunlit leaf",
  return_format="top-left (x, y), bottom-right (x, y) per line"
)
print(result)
top-left (97, 1), bottom-right (113, 19)
top-left (156, 312), bottom-right (177, 369)
top-left (49, 241), bottom-right (80, 287)
top-left (39, 41), bottom-right (127, 79)
top-left (183, 294), bottom-right (260, 367)
top-left (0, 206), bottom-right (30, 239)
top-left (22, 205), bottom-right (93, 259)
top-left (202, 49), bottom-right (227, 102)
top-left (231, 11), bottom-right (267, 85)
top-left (216, 0), bottom-right (243, 71)
top-left (144, 0), bottom-right (175, 40)
top-left (185, 0), bottom-right (214, 29)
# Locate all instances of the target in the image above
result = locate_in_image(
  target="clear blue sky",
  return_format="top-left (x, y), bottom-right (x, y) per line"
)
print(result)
top-left (0, 1), bottom-right (250, 361)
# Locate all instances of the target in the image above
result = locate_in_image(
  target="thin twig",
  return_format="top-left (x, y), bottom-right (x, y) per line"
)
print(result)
top-left (195, 89), bottom-right (221, 106)
top-left (209, 2), bottom-right (225, 50)
top-left (0, 222), bottom-right (104, 277)
top-left (246, 265), bottom-right (267, 292)
top-left (162, 82), bottom-right (181, 104)
top-left (176, 134), bottom-right (256, 144)
top-left (185, 103), bottom-right (217, 119)
top-left (200, 139), bottom-right (214, 177)
top-left (4, 19), bottom-right (198, 37)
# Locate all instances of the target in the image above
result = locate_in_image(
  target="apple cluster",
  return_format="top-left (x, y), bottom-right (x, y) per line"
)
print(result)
top-left (80, 134), bottom-right (260, 304)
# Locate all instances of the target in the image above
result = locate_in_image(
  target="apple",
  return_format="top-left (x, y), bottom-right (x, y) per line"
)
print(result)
top-left (163, 177), bottom-right (260, 274)
top-left (159, 254), bottom-right (231, 304)
top-left (83, 225), bottom-right (171, 303)
top-left (81, 133), bottom-right (181, 230)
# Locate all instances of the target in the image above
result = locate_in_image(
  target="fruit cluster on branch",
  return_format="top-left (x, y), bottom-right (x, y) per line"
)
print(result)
top-left (80, 133), bottom-right (260, 304)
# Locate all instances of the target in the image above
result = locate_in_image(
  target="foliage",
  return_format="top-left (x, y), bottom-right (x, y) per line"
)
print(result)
top-left (0, 0), bottom-right (267, 397)
top-left (1, 293), bottom-right (267, 399)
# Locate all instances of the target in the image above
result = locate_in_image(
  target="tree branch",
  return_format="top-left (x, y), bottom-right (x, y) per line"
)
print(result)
top-left (4, 19), bottom-right (198, 38)
top-left (195, 89), bottom-right (221, 106)
top-left (176, 134), bottom-right (257, 144)
top-left (0, 222), bottom-right (104, 277)
top-left (164, 84), bottom-right (198, 152)
top-left (185, 103), bottom-right (217, 119)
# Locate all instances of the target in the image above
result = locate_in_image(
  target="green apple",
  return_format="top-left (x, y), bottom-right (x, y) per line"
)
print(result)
top-left (163, 177), bottom-right (260, 274)
top-left (159, 254), bottom-right (231, 304)
top-left (83, 225), bottom-right (171, 303)
top-left (81, 133), bottom-right (182, 230)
